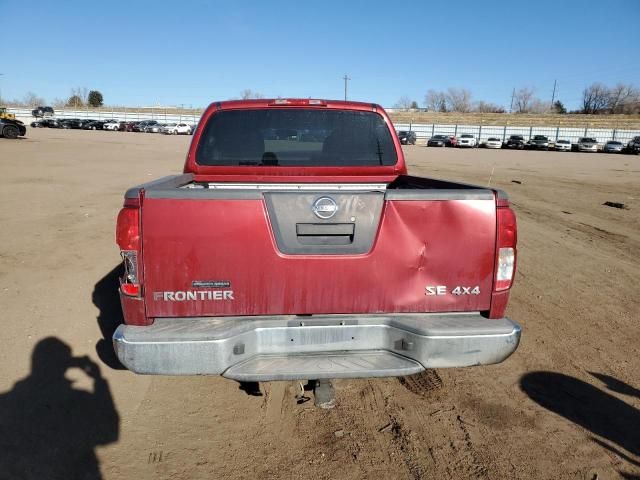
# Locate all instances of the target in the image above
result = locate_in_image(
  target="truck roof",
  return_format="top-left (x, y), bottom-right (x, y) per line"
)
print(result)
top-left (183, 99), bottom-right (406, 181)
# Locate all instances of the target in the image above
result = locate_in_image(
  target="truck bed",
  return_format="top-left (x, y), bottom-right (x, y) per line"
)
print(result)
top-left (127, 173), bottom-right (502, 198)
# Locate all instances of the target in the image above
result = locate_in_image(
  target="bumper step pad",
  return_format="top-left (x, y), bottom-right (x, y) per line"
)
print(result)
top-left (223, 350), bottom-right (423, 381)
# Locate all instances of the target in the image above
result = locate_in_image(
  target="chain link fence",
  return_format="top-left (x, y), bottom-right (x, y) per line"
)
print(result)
top-left (395, 122), bottom-right (639, 145)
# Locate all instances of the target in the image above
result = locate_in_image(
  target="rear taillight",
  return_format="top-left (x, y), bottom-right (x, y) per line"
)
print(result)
top-left (496, 247), bottom-right (515, 290)
top-left (116, 207), bottom-right (141, 297)
top-left (120, 281), bottom-right (140, 297)
top-left (495, 207), bottom-right (517, 291)
top-left (116, 207), bottom-right (139, 250)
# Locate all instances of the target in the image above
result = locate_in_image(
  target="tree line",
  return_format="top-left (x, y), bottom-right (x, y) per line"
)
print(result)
top-left (4, 84), bottom-right (638, 114)
top-left (2, 87), bottom-right (104, 108)
top-left (394, 82), bottom-right (640, 114)
top-left (2, 88), bottom-right (266, 109)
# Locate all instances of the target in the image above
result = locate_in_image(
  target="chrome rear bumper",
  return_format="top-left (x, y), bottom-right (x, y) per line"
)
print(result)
top-left (113, 313), bottom-right (521, 381)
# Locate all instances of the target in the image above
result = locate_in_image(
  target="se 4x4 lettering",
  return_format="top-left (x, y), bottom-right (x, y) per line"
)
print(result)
top-left (425, 286), bottom-right (481, 296)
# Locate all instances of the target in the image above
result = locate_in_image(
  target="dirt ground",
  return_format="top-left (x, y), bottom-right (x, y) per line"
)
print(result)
top-left (0, 129), bottom-right (638, 480)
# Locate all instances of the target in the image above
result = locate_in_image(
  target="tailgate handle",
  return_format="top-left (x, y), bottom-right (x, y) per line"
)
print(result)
top-left (296, 223), bottom-right (354, 236)
top-left (296, 223), bottom-right (354, 245)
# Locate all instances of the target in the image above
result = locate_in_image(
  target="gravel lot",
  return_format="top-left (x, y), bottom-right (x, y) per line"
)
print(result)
top-left (0, 129), bottom-right (638, 479)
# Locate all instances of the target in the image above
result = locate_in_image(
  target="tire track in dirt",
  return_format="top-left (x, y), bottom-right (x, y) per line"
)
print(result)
top-left (310, 372), bottom-right (494, 480)
top-left (393, 371), bottom-right (490, 479)
top-left (398, 370), bottom-right (444, 396)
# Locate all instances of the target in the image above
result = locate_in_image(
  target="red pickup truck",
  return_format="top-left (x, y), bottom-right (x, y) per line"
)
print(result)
top-left (114, 99), bottom-right (520, 390)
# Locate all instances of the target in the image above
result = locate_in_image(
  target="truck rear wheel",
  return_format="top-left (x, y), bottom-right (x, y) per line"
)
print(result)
top-left (2, 125), bottom-right (19, 139)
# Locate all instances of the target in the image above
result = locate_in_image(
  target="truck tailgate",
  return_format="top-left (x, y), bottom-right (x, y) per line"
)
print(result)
top-left (140, 186), bottom-right (496, 318)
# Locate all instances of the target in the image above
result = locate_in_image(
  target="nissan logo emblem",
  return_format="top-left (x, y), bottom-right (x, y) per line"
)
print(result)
top-left (312, 197), bottom-right (338, 219)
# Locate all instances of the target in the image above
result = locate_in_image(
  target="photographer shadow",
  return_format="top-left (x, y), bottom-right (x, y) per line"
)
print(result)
top-left (0, 337), bottom-right (119, 479)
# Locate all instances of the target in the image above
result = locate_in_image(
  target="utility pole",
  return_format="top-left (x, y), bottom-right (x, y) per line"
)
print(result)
top-left (0, 73), bottom-right (4, 104)
top-left (509, 88), bottom-right (515, 113)
top-left (343, 74), bottom-right (351, 101)
top-left (550, 79), bottom-right (557, 108)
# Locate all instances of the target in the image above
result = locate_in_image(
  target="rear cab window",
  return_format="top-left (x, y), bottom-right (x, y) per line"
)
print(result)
top-left (196, 109), bottom-right (398, 167)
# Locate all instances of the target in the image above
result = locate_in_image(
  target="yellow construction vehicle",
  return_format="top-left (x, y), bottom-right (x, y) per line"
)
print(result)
top-left (0, 107), bottom-right (16, 120)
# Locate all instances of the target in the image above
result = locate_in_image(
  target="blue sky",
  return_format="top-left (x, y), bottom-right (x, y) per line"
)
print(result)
top-left (2, 0), bottom-right (639, 109)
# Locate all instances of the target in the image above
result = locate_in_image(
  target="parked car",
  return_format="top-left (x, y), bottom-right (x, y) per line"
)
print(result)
top-left (484, 137), bottom-right (502, 149)
top-left (577, 137), bottom-right (598, 152)
top-left (162, 123), bottom-right (193, 135)
top-left (457, 134), bottom-right (477, 148)
top-left (104, 120), bottom-right (121, 131)
top-left (133, 120), bottom-right (159, 132)
top-left (119, 122), bottom-right (137, 132)
top-left (161, 123), bottom-right (176, 134)
top-left (527, 135), bottom-right (550, 150)
top-left (602, 141), bottom-right (624, 153)
top-left (83, 121), bottom-right (106, 130)
top-left (397, 130), bottom-right (417, 145)
top-left (30, 118), bottom-right (62, 128)
top-left (31, 106), bottom-right (55, 118)
top-left (144, 123), bottom-right (165, 133)
top-left (0, 118), bottom-right (27, 139)
top-left (554, 139), bottom-right (571, 151)
top-left (504, 135), bottom-right (526, 149)
top-left (60, 119), bottom-right (83, 129)
top-left (78, 119), bottom-right (97, 128)
top-left (113, 99), bottom-right (520, 402)
top-left (626, 136), bottom-right (640, 154)
top-left (427, 134), bottom-right (454, 147)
